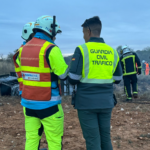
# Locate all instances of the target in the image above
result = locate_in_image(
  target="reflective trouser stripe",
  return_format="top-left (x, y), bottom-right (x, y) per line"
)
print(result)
top-left (23, 104), bottom-right (64, 150)
top-left (133, 92), bottom-right (138, 94)
top-left (124, 86), bottom-right (129, 98)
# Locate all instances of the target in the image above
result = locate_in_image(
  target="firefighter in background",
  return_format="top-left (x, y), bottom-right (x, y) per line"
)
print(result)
top-left (142, 60), bottom-right (146, 75)
top-left (17, 15), bottom-right (68, 150)
top-left (13, 22), bottom-right (35, 95)
top-left (149, 62), bottom-right (150, 75)
top-left (145, 61), bottom-right (150, 75)
top-left (120, 45), bottom-right (141, 101)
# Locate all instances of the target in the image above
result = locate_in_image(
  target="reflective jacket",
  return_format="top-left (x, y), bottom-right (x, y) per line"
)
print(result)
top-left (68, 37), bottom-right (122, 109)
top-left (145, 63), bottom-right (149, 75)
top-left (146, 63), bottom-right (149, 70)
top-left (18, 33), bottom-right (68, 110)
top-left (120, 52), bottom-right (141, 76)
top-left (21, 38), bottom-right (62, 101)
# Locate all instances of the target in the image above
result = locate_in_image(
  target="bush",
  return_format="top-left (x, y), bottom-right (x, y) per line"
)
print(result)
top-left (0, 61), bottom-right (15, 75)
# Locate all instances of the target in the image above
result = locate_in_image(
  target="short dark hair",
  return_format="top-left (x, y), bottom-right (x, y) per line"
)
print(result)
top-left (82, 16), bottom-right (102, 36)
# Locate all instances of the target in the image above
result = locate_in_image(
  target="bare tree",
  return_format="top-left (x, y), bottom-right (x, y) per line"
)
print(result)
top-left (0, 54), bottom-right (3, 60)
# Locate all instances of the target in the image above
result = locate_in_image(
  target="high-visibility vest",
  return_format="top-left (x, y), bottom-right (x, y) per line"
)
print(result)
top-left (13, 45), bottom-right (23, 92)
top-left (145, 63), bottom-right (149, 75)
top-left (20, 37), bottom-right (61, 101)
top-left (146, 63), bottom-right (149, 70)
top-left (78, 42), bottom-right (119, 84)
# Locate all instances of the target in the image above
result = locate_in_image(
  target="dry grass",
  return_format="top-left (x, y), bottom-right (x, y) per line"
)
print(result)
top-left (138, 75), bottom-right (150, 83)
top-left (0, 61), bottom-right (14, 75)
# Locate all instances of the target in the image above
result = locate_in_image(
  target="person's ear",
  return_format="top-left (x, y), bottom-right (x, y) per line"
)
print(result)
top-left (88, 29), bottom-right (91, 36)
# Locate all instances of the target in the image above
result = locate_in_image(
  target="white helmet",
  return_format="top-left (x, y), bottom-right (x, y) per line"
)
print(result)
top-left (22, 22), bottom-right (35, 40)
top-left (122, 45), bottom-right (130, 54)
top-left (142, 60), bottom-right (145, 63)
top-left (33, 15), bottom-right (62, 37)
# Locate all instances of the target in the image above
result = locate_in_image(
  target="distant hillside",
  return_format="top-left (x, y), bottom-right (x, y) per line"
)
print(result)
top-left (136, 49), bottom-right (150, 62)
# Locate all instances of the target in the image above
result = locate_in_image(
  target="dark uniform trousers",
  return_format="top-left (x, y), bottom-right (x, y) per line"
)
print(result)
top-left (123, 74), bottom-right (138, 98)
top-left (78, 108), bottom-right (113, 150)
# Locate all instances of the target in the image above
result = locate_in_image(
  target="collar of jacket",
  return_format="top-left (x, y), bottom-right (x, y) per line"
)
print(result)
top-left (34, 32), bottom-right (55, 44)
top-left (23, 41), bottom-right (26, 45)
top-left (88, 37), bottom-right (105, 43)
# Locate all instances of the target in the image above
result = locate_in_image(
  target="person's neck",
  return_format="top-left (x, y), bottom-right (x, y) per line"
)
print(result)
top-left (42, 32), bottom-right (52, 40)
top-left (90, 36), bottom-right (100, 38)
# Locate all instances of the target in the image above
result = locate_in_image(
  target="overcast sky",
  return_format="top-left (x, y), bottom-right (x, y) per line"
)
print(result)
top-left (0, 0), bottom-right (150, 56)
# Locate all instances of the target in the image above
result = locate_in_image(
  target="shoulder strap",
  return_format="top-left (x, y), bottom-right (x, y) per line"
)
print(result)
top-left (45, 45), bottom-right (56, 69)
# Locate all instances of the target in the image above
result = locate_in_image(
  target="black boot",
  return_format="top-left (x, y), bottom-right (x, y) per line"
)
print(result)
top-left (123, 98), bottom-right (132, 102)
top-left (133, 93), bottom-right (138, 98)
top-left (126, 98), bottom-right (132, 102)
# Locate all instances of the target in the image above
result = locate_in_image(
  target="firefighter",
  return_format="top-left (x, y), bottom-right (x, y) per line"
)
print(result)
top-left (17, 15), bottom-right (68, 150)
top-left (145, 61), bottom-right (150, 75)
top-left (13, 22), bottom-right (35, 95)
top-left (68, 16), bottom-right (122, 150)
top-left (120, 45), bottom-right (141, 101)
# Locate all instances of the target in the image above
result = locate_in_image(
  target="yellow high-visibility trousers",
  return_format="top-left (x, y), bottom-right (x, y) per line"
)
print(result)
top-left (23, 104), bottom-right (64, 150)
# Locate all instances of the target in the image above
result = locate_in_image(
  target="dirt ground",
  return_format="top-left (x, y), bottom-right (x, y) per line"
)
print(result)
top-left (0, 96), bottom-right (150, 150)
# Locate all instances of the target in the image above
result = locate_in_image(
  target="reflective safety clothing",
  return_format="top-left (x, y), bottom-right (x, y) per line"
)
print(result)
top-left (79, 42), bottom-right (119, 84)
top-left (68, 37), bottom-right (122, 150)
top-left (20, 37), bottom-right (62, 101)
top-left (120, 52), bottom-right (141, 99)
top-left (24, 104), bottom-right (64, 150)
top-left (13, 41), bottom-right (26, 95)
top-left (20, 32), bottom-right (68, 150)
top-left (120, 52), bottom-right (141, 76)
top-left (68, 37), bottom-right (122, 110)
top-left (13, 45), bottom-right (24, 94)
top-left (123, 74), bottom-right (138, 99)
top-left (19, 32), bottom-right (68, 110)
top-left (145, 63), bottom-right (149, 75)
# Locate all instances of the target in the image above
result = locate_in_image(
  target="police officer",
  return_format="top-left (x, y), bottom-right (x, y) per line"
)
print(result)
top-left (17, 15), bottom-right (68, 150)
top-left (13, 22), bottom-right (35, 95)
top-left (68, 16), bottom-right (122, 150)
top-left (120, 45), bottom-right (141, 101)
